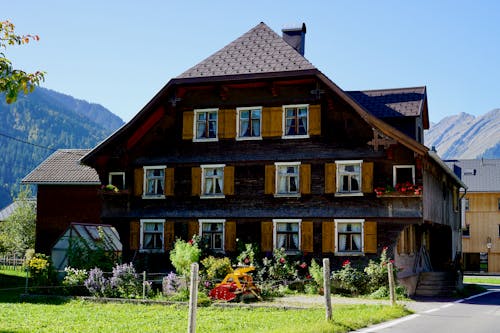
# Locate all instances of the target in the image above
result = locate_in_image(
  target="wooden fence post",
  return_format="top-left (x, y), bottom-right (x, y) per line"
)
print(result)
top-left (188, 263), bottom-right (199, 333)
top-left (388, 262), bottom-right (396, 305)
top-left (323, 258), bottom-right (332, 321)
top-left (142, 271), bottom-right (146, 299)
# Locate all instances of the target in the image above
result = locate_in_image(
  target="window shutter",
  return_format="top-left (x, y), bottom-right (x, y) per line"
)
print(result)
top-left (223, 166), bottom-right (235, 195)
top-left (301, 221), bottom-right (313, 253)
top-left (262, 107), bottom-right (282, 137)
top-left (182, 111), bottom-right (194, 140)
top-left (134, 168), bottom-right (143, 196)
top-left (130, 221), bottom-right (140, 251)
top-left (261, 221), bottom-right (273, 252)
top-left (164, 221), bottom-right (175, 251)
top-left (309, 104), bottom-right (321, 136)
top-left (322, 221), bottom-right (335, 253)
top-left (188, 221), bottom-right (199, 240)
top-left (164, 168), bottom-right (175, 196)
top-left (219, 109), bottom-right (236, 139)
top-left (364, 221), bottom-right (377, 254)
top-left (224, 221), bottom-right (236, 252)
top-left (264, 165), bottom-right (276, 194)
top-left (191, 167), bottom-right (201, 196)
top-left (324, 163), bottom-right (336, 194)
top-left (362, 162), bottom-right (374, 194)
top-left (300, 164), bottom-right (311, 195)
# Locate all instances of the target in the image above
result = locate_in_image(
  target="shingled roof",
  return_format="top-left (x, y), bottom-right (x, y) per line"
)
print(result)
top-left (22, 149), bottom-right (100, 185)
top-left (346, 87), bottom-right (426, 119)
top-left (177, 22), bottom-right (316, 79)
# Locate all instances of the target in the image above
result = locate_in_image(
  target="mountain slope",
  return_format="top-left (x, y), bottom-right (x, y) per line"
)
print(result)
top-left (425, 109), bottom-right (500, 159)
top-left (0, 88), bottom-right (124, 208)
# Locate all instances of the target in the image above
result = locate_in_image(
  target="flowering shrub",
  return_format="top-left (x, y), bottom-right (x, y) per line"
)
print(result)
top-left (62, 266), bottom-right (88, 295)
top-left (162, 271), bottom-right (182, 296)
top-left (110, 263), bottom-right (145, 298)
top-left (236, 242), bottom-right (259, 266)
top-left (364, 247), bottom-right (397, 293)
top-left (169, 238), bottom-right (201, 280)
top-left (201, 256), bottom-right (232, 281)
top-left (84, 267), bottom-right (111, 297)
top-left (27, 253), bottom-right (54, 287)
top-left (331, 260), bottom-right (368, 295)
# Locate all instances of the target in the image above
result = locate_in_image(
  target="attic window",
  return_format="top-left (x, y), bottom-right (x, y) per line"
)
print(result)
top-left (393, 165), bottom-right (415, 187)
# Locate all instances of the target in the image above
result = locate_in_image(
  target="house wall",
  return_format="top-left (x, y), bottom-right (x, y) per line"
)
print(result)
top-left (36, 185), bottom-right (101, 254)
top-left (462, 192), bottom-right (500, 272)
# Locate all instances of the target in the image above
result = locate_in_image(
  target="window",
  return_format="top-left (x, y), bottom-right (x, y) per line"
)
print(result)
top-left (393, 165), bottom-right (415, 187)
top-left (275, 162), bottom-right (300, 196)
top-left (283, 104), bottom-right (308, 138)
top-left (201, 164), bottom-right (225, 198)
top-left (273, 219), bottom-right (300, 252)
top-left (194, 109), bottom-right (218, 141)
top-left (108, 172), bottom-right (125, 190)
top-left (237, 107), bottom-right (261, 140)
top-left (143, 166), bottom-right (165, 198)
top-left (336, 161), bottom-right (362, 195)
top-left (335, 219), bottom-right (363, 254)
top-left (140, 219), bottom-right (164, 252)
top-left (462, 224), bottom-right (470, 237)
top-left (200, 220), bottom-right (224, 251)
top-left (465, 198), bottom-right (470, 211)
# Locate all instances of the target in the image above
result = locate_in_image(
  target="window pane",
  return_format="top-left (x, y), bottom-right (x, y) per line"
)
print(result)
top-left (214, 234), bottom-right (222, 249)
top-left (240, 110), bottom-right (249, 119)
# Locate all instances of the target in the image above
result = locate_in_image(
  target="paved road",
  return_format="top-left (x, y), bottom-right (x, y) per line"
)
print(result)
top-left (356, 285), bottom-right (500, 333)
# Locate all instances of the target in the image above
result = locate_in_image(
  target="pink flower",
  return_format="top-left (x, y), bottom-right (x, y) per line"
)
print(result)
top-left (244, 258), bottom-right (250, 264)
top-left (279, 257), bottom-right (285, 264)
top-left (300, 262), bottom-right (307, 269)
top-left (188, 239), bottom-right (193, 245)
top-left (342, 260), bottom-right (351, 267)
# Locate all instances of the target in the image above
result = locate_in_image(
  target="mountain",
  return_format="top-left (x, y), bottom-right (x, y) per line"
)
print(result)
top-left (0, 87), bottom-right (124, 208)
top-left (425, 109), bottom-right (500, 159)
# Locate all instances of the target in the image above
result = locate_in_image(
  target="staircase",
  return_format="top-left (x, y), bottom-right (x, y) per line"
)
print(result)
top-left (414, 271), bottom-right (457, 297)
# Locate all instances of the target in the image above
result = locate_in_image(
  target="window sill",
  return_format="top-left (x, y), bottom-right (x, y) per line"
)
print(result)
top-left (200, 194), bottom-right (226, 199)
top-left (142, 195), bottom-right (166, 200)
top-left (236, 136), bottom-right (263, 141)
top-left (139, 249), bottom-right (165, 254)
top-left (334, 192), bottom-right (363, 197)
top-left (281, 134), bottom-right (310, 140)
top-left (335, 251), bottom-right (364, 256)
top-left (274, 193), bottom-right (301, 198)
top-left (193, 138), bottom-right (218, 143)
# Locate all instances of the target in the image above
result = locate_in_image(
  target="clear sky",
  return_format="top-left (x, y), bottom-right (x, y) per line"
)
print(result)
top-left (4, 0), bottom-right (500, 123)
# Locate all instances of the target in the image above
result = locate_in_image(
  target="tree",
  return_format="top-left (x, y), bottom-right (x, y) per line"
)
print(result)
top-left (0, 20), bottom-right (45, 104)
top-left (0, 187), bottom-right (36, 255)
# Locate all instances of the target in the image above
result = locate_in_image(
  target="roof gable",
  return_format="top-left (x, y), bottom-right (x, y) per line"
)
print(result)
top-left (22, 149), bottom-right (100, 185)
top-left (177, 22), bottom-right (316, 79)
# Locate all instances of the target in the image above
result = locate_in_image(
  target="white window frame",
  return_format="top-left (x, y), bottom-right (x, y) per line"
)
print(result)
top-left (334, 219), bottom-right (365, 256)
top-left (236, 106), bottom-right (262, 141)
top-left (142, 165), bottom-right (166, 199)
top-left (282, 104), bottom-right (310, 139)
top-left (199, 219), bottom-right (225, 252)
top-left (393, 165), bottom-right (416, 187)
top-left (273, 219), bottom-right (301, 253)
top-left (193, 108), bottom-right (218, 142)
top-left (108, 172), bottom-right (125, 190)
top-left (274, 162), bottom-right (301, 197)
top-left (335, 160), bottom-right (363, 197)
top-left (201, 164), bottom-right (225, 199)
top-left (140, 219), bottom-right (165, 253)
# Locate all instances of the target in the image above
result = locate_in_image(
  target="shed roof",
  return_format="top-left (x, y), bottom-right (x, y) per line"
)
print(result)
top-left (177, 22), bottom-right (316, 78)
top-left (445, 159), bottom-right (500, 192)
top-left (22, 149), bottom-right (100, 185)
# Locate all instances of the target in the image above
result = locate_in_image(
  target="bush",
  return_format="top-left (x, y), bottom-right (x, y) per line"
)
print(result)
top-left (110, 263), bottom-right (144, 298)
top-left (27, 253), bottom-right (56, 288)
top-left (162, 271), bottom-right (182, 296)
top-left (331, 260), bottom-right (368, 295)
top-left (201, 256), bottom-right (232, 281)
top-left (169, 238), bottom-right (201, 280)
top-left (84, 267), bottom-right (111, 297)
top-left (236, 242), bottom-right (259, 266)
top-left (62, 266), bottom-right (88, 295)
top-left (364, 247), bottom-right (397, 293)
top-left (309, 259), bottom-right (323, 289)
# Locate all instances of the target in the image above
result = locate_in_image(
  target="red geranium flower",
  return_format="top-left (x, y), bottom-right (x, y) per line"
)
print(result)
top-left (342, 260), bottom-right (351, 267)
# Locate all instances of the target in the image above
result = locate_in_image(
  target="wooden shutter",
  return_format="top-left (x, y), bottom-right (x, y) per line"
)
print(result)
top-left (262, 106), bottom-right (282, 137)
top-left (362, 162), bottom-right (374, 194)
top-left (309, 104), bottom-right (321, 136)
top-left (134, 168), bottom-right (143, 196)
top-left (164, 168), bottom-right (175, 196)
top-left (223, 166), bottom-right (235, 195)
top-left (300, 164), bottom-right (311, 195)
top-left (322, 221), bottom-right (335, 253)
top-left (324, 163), bottom-right (336, 194)
top-left (130, 220), bottom-right (140, 251)
top-left (301, 221), bottom-right (313, 253)
top-left (364, 221), bottom-right (377, 254)
top-left (164, 221), bottom-right (175, 251)
top-left (182, 111), bottom-right (194, 140)
top-left (219, 109), bottom-right (236, 139)
top-left (261, 221), bottom-right (273, 252)
top-left (264, 165), bottom-right (276, 194)
top-left (191, 167), bottom-right (201, 196)
top-left (224, 221), bottom-right (236, 252)
top-left (188, 221), bottom-right (199, 239)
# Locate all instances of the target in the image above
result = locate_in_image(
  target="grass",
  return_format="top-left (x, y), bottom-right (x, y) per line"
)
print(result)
top-left (463, 276), bottom-right (500, 285)
top-left (0, 268), bottom-right (411, 333)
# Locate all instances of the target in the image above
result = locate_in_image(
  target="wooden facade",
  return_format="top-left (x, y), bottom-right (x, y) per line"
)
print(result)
top-left (80, 23), bottom-right (464, 284)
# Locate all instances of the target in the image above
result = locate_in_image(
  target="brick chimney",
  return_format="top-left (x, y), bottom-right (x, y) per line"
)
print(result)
top-left (282, 23), bottom-right (306, 56)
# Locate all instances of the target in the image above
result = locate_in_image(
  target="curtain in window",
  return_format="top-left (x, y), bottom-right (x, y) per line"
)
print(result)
top-left (252, 110), bottom-right (260, 136)
top-left (208, 112), bottom-right (217, 138)
top-left (298, 108), bottom-right (307, 135)
top-left (352, 234), bottom-right (361, 251)
top-left (240, 110), bottom-right (250, 136)
top-left (338, 234), bottom-right (347, 251)
top-left (196, 113), bottom-right (207, 138)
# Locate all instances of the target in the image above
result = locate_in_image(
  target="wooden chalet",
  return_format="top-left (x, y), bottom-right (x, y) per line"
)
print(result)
top-left (80, 22), bottom-right (465, 292)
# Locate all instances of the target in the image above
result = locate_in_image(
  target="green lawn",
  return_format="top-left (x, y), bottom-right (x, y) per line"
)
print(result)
top-left (464, 276), bottom-right (500, 285)
top-left (0, 269), bottom-right (411, 333)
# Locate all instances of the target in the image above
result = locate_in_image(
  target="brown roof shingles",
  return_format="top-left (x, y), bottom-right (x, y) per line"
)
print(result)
top-left (177, 22), bottom-right (316, 79)
top-left (22, 149), bottom-right (100, 185)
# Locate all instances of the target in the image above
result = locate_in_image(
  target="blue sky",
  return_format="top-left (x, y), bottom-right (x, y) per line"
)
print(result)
top-left (5, 0), bottom-right (500, 123)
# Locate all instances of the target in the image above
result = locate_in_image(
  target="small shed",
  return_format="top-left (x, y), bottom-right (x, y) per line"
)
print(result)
top-left (51, 223), bottom-right (122, 271)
